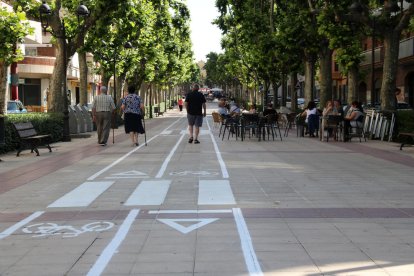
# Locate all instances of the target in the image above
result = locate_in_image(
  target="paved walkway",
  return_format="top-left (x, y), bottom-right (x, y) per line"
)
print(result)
top-left (0, 103), bottom-right (414, 276)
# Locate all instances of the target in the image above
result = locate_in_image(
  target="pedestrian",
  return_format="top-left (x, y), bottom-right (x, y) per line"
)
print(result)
top-left (92, 86), bottom-right (115, 146)
top-left (178, 97), bottom-right (184, 112)
top-left (185, 83), bottom-right (206, 144)
top-left (121, 85), bottom-right (145, 146)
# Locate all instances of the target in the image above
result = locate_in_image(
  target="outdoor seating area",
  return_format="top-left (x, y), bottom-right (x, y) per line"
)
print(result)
top-left (217, 112), bottom-right (283, 142)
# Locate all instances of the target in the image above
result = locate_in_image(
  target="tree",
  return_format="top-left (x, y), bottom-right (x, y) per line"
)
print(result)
top-left (0, 5), bottom-right (33, 114)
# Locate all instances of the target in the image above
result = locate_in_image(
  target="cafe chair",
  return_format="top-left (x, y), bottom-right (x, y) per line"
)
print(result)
top-left (323, 115), bottom-right (343, 142)
top-left (284, 112), bottom-right (297, 137)
top-left (348, 115), bottom-right (367, 142)
top-left (211, 111), bottom-right (222, 130)
top-left (241, 113), bottom-right (260, 140)
top-left (263, 113), bottom-right (282, 141)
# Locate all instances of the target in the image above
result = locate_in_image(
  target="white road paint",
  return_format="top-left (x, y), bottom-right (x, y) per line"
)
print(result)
top-left (87, 209), bottom-right (139, 276)
top-left (0, 211), bottom-right (44, 240)
top-left (88, 118), bottom-right (183, 181)
top-left (157, 218), bottom-right (219, 234)
top-left (124, 180), bottom-right (171, 206)
top-left (198, 180), bottom-right (236, 205)
top-left (105, 170), bottom-right (148, 179)
top-left (155, 132), bottom-right (186, 178)
top-left (48, 182), bottom-right (114, 208)
top-left (149, 209), bottom-right (232, 214)
top-left (233, 208), bottom-right (263, 276)
top-left (206, 119), bottom-right (229, 178)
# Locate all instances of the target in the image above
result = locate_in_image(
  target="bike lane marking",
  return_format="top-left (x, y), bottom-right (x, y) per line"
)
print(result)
top-left (233, 208), bottom-right (263, 276)
top-left (0, 211), bottom-right (44, 240)
top-left (157, 218), bottom-right (219, 234)
top-left (154, 131), bottom-right (186, 178)
top-left (124, 180), bottom-right (171, 206)
top-left (48, 181), bottom-right (114, 208)
top-left (87, 117), bottom-right (183, 181)
top-left (206, 118), bottom-right (229, 178)
top-left (87, 209), bottom-right (140, 276)
top-left (198, 180), bottom-right (236, 205)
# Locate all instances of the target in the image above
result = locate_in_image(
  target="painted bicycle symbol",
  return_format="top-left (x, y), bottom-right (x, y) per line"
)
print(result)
top-left (169, 171), bottom-right (218, 176)
top-left (22, 221), bottom-right (114, 238)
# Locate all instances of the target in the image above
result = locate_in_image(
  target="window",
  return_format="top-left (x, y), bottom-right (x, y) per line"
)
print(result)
top-left (25, 47), bottom-right (37, 56)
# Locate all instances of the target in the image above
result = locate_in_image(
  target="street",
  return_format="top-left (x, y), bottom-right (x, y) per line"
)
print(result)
top-left (1, 103), bottom-right (414, 276)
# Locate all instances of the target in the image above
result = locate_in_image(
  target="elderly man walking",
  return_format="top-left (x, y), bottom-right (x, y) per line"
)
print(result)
top-left (92, 86), bottom-right (115, 146)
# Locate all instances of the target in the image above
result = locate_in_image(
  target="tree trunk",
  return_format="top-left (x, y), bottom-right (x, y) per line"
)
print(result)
top-left (304, 58), bottom-right (313, 107)
top-left (318, 47), bottom-right (333, 108)
top-left (381, 29), bottom-right (400, 111)
top-left (347, 65), bottom-right (359, 105)
top-left (78, 51), bottom-right (88, 106)
top-left (48, 38), bottom-right (66, 113)
top-left (0, 62), bottom-right (7, 114)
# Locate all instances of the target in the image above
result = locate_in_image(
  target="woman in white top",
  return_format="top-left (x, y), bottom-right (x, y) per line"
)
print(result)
top-left (301, 101), bottom-right (319, 137)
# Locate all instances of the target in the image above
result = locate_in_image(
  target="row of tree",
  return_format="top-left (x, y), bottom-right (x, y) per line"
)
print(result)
top-left (0, 0), bottom-right (199, 115)
top-left (204, 0), bottom-right (414, 111)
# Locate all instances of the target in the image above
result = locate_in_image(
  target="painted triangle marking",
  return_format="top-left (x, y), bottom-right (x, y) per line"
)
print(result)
top-left (105, 170), bottom-right (148, 179)
top-left (157, 218), bottom-right (219, 234)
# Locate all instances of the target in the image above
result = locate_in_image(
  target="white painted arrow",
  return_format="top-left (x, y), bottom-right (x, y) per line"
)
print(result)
top-left (105, 170), bottom-right (148, 179)
top-left (157, 218), bottom-right (219, 234)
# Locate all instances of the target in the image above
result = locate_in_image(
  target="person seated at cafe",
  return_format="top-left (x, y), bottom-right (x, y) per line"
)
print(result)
top-left (322, 100), bottom-right (341, 137)
top-left (263, 103), bottom-right (277, 116)
top-left (217, 98), bottom-right (229, 117)
top-left (229, 102), bottom-right (241, 117)
top-left (248, 104), bottom-right (257, 114)
top-left (333, 99), bottom-right (344, 118)
top-left (344, 101), bottom-right (364, 141)
top-left (301, 101), bottom-right (319, 137)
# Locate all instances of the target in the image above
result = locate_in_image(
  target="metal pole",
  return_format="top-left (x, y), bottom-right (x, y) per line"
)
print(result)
top-left (142, 116), bottom-right (147, 146)
top-left (112, 58), bottom-right (116, 144)
top-left (62, 20), bottom-right (71, 142)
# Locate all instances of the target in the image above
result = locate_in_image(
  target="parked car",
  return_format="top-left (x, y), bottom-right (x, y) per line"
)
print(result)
top-left (7, 100), bottom-right (27, 114)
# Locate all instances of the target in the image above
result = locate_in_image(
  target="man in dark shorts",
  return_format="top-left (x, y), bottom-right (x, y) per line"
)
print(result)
top-left (185, 84), bottom-right (206, 144)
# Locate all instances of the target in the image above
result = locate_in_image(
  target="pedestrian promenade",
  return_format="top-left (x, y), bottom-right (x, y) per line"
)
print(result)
top-left (0, 103), bottom-right (414, 276)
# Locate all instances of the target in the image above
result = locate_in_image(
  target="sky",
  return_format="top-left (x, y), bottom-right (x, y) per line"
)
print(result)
top-left (186, 0), bottom-right (223, 61)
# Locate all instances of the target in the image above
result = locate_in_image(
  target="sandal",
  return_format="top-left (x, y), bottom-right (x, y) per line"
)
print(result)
top-left (188, 137), bottom-right (193, 143)
top-left (194, 139), bottom-right (200, 144)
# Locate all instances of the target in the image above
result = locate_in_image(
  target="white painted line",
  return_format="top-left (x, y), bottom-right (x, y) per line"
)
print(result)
top-left (206, 119), bottom-right (229, 178)
top-left (198, 180), bottom-right (236, 205)
top-left (87, 209), bottom-right (139, 276)
top-left (155, 132), bottom-right (186, 178)
top-left (233, 208), bottom-right (263, 276)
top-left (0, 211), bottom-right (44, 240)
top-left (161, 130), bottom-right (173, 135)
top-left (124, 180), bottom-right (171, 206)
top-left (157, 218), bottom-right (219, 234)
top-left (88, 118), bottom-right (183, 181)
top-left (105, 170), bottom-right (148, 179)
top-left (48, 182), bottom-right (114, 208)
top-left (148, 209), bottom-right (232, 214)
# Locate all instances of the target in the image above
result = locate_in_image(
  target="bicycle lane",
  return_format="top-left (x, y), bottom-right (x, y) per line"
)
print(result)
top-left (0, 116), bottom-right (187, 275)
top-left (79, 117), bottom-right (263, 275)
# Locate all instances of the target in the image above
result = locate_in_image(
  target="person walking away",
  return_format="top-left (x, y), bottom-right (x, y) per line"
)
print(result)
top-left (178, 97), bottom-right (184, 112)
top-left (121, 85), bottom-right (145, 146)
top-left (185, 84), bottom-right (206, 144)
top-left (92, 86), bottom-right (115, 146)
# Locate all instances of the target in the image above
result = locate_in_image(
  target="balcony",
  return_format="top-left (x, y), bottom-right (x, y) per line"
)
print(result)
top-left (360, 47), bottom-right (382, 66)
top-left (399, 36), bottom-right (414, 59)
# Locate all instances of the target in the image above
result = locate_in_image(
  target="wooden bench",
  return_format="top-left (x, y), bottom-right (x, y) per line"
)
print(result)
top-left (12, 122), bottom-right (52, 156)
top-left (399, 132), bottom-right (414, 150)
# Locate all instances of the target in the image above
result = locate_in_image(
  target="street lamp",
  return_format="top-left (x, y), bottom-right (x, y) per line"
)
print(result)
top-left (39, 1), bottom-right (89, 142)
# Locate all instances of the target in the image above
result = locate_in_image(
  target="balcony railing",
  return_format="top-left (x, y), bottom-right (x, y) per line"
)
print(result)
top-left (360, 47), bottom-right (382, 66)
top-left (399, 36), bottom-right (414, 59)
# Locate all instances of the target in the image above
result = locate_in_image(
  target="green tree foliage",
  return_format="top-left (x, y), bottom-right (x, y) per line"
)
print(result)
top-left (0, 5), bottom-right (33, 114)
